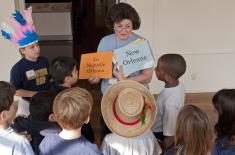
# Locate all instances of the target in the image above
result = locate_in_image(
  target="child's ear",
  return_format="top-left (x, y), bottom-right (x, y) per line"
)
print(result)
top-left (48, 113), bottom-right (56, 122)
top-left (84, 116), bottom-right (90, 124)
top-left (64, 76), bottom-right (71, 84)
top-left (19, 48), bottom-right (24, 55)
top-left (164, 74), bottom-right (172, 82)
top-left (0, 111), bottom-right (8, 121)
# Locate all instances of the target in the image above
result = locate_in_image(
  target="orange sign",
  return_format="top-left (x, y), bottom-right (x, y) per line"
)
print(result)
top-left (79, 52), bottom-right (113, 79)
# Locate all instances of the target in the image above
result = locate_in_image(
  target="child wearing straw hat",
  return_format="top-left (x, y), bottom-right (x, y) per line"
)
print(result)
top-left (101, 80), bottom-right (162, 155)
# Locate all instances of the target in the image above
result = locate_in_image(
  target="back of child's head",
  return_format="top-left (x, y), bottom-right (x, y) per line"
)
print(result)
top-left (0, 81), bottom-right (15, 112)
top-left (29, 91), bottom-right (58, 121)
top-left (175, 105), bottom-right (212, 155)
top-left (158, 54), bottom-right (186, 79)
top-left (53, 87), bottom-right (93, 130)
top-left (49, 56), bottom-right (77, 84)
top-left (212, 89), bottom-right (235, 139)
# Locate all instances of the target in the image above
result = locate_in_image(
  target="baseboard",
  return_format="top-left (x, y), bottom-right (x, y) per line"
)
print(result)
top-left (153, 92), bottom-right (215, 103)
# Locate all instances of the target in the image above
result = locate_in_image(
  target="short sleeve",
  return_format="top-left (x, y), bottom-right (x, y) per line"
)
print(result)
top-left (22, 139), bottom-right (35, 155)
top-left (162, 99), bottom-right (180, 136)
top-left (97, 38), bottom-right (105, 52)
top-left (10, 65), bottom-right (23, 90)
top-left (101, 137), bottom-right (121, 155)
top-left (97, 37), bottom-right (112, 52)
top-left (101, 139), bottom-right (112, 155)
top-left (39, 137), bottom-right (49, 155)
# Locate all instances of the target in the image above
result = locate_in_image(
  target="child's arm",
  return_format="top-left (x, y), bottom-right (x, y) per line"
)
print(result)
top-left (15, 89), bottom-right (37, 97)
top-left (161, 99), bottom-right (182, 152)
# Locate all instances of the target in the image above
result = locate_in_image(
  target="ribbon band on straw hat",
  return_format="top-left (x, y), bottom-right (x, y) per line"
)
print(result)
top-left (112, 96), bottom-right (154, 126)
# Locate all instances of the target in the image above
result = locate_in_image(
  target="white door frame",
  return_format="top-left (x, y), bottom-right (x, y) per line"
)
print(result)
top-left (14, 0), bottom-right (25, 13)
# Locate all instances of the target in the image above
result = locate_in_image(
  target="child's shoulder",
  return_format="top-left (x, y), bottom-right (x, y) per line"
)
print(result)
top-left (0, 128), bottom-right (34, 155)
top-left (37, 56), bottom-right (49, 63)
top-left (79, 136), bottom-right (101, 154)
top-left (11, 57), bottom-right (26, 69)
top-left (101, 33), bottom-right (116, 41)
top-left (213, 137), bottom-right (235, 154)
top-left (158, 83), bottom-right (185, 106)
top-left (42, 134), bottom-right (101, 154)
top-left (0, 127), bottom-right (30, 145)
top-left (161, 82), bottom-right (185, 95)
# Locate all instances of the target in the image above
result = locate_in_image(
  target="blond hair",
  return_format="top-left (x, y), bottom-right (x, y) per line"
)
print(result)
top-left (174, 105), bottom-right (212, 155)
top-left (53, 87), bottom-right (93, 130)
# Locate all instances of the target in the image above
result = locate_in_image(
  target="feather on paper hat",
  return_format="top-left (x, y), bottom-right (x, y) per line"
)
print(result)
top-left (1, 7), bottom-right (39, 48)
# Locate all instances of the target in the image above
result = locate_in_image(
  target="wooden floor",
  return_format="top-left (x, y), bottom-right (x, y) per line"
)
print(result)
top-left (76, 80), bottom-right (217, 147)
top-left (184, 92), bottom-right (217, 126)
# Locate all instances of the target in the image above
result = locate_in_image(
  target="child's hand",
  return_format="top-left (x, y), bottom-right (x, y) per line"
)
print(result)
top-left (19, 131), bottom-right (32, 142)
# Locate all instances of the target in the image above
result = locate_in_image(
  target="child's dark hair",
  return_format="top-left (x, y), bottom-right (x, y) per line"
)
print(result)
top-left (49, 56), bottom-right (77, 84)
top-left (159, 54), bottom-right (186, 79)
top-left (29, 91), bottom-right (58, 121)
top-left (212, 89), bottom-right (235, 139)
top-left (105, 2), bottom-right (140, 30)
top-left (0, 81), bottom-right (15, 112)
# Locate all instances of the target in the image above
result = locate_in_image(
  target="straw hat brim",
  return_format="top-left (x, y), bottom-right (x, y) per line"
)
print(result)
top-left (101, 80), bottom-right (156, 137)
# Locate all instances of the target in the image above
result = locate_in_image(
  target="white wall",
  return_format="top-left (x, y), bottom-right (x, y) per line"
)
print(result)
top-left (0, 0), bottom-right (21, 81)
top-left (122, 0), bottom-right (235, 93)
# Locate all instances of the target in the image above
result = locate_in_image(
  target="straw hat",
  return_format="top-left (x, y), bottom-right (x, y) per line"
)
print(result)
top-left (101, 80), bottom-right (156, 137)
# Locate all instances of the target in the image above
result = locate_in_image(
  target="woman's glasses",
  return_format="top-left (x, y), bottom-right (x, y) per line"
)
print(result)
top-left (114, 25), bottom-right (133, 32)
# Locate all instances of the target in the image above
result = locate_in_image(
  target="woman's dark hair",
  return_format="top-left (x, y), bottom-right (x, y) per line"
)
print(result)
top-left (105, 3), bottom-right (141, 30)
top-left (212, 89), bottom-right (235, 139)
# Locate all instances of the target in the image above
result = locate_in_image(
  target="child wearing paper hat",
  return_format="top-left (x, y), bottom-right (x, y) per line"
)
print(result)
top-left (1, 7), bottom-right (50, 100)
top-left (1, 7), bottom-right (50, 117)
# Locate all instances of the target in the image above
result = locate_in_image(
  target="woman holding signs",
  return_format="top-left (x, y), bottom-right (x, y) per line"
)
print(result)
top-left (88, 2), bottom-right (154, 142)
top-left (89, 2), bottom-right (153, 93)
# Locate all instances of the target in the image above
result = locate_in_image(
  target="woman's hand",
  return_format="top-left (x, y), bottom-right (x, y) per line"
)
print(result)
top-left (113, 63), bottom-right (126, 81)
top-left (88, 77), bottom-right (101, 84)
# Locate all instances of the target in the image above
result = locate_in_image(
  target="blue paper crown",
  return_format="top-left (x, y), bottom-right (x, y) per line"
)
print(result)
top-left (1, 8), bottom-right (39, 48)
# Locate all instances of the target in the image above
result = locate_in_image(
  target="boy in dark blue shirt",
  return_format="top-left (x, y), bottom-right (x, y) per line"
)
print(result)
top-left (49, 56), bottom-right (95, 142)
top-left (49, 56), bottom-right (78, 92)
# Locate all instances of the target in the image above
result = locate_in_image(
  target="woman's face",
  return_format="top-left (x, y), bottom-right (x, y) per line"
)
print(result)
top-left (114, 19), bottom-right (133, 40)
